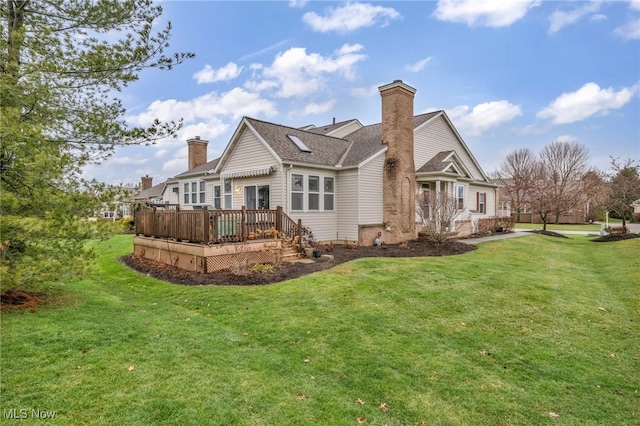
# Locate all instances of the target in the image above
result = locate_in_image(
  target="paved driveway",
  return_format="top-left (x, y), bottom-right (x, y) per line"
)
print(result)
top-left (626, 223), bottom-right (640, 233)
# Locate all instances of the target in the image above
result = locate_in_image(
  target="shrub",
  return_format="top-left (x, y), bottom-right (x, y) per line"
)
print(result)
top-left (631, 213), bottom-right (640, 224)
top-left (120, 217), bottom-right (134, 231)
top-left (498, 216), bottom-right (515, 232)
top-left (250, 263), bottom-right (275, 273)
top-left (477, 217), bottom-right (498, 235)
top-left (606, 226), bottom-right (628, 235)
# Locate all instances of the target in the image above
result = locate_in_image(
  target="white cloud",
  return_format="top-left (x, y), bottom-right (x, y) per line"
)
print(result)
top-left (554, 134), bottom-right (580, 143)
top-left (154, 149), bottom-right (167, 159)
top-left (108, 156), bottom-right (149, 166)
top-left (548, 1), bottom-right (602, 34)
top-left (433, 0), bottom-right (541, 27)
top-left (251, 44), bottom-right (367, 98)
top-left (350, 83), bottom-right (381, 97)
top-left (303, 2), bottom-right (401, 33)
top-left (614, 18), bottom-right (640, 40)
top-left (405, 57), bottom-right (432, 73)
top-left (630, 0), bottom-right (640, 11)
top-left (289, 0), bottom-right (307, 8)
top-left (447, 100), bottom-right (522, 136)
top-left (537, 82), bottom-right (639, 124)
top-left (129, 88), bottom-right (277, 128)
top-left (289, 99), bottom-right (336, 117)
top-left (193, 62), bottom-right (243, 84)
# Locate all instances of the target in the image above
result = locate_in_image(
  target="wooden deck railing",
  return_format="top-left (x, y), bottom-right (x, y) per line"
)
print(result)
top-left (135, 206), bottom-right (302, 245)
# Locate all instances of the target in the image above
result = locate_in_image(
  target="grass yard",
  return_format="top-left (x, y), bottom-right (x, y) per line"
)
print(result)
top-left (1, 234), bottom-right (639, 425)
top-left (513, 223), bottom-right (603, 232)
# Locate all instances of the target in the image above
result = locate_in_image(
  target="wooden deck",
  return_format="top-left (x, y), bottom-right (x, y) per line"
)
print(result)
top-left (135, 206), bottom-right (302, 245)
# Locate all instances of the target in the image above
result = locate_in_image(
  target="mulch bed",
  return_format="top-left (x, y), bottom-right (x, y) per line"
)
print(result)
top-left (592, 233), bottom-right (640, 242)
top-left (120, 239), bottom-right (476, 286)
top-left (528, 230), bottom-right (569, 238)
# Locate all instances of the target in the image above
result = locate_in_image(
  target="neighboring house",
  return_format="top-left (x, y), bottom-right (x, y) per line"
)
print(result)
top-left (132, 175), bottom-right (178, 207)
top-left (98, 185), bottom-right (137, 220)
top-left (633, 199), bottom-right (640, 215)
top-left (140, 80), bottom-right (497, 245)
top-left (494, 178), bottom-right (592, 224)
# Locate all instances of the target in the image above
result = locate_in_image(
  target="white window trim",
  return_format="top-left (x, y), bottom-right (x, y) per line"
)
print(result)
top-left (290, 173), bottom-right (335, 212)
top-left (223, 178), bottom-right (233, 209)
top-left (213, 185), bottom-right (221, 209)
top-left (183, 180), bottom-right (205, 205)
top-left (456, 185), bottom-right (464, 210)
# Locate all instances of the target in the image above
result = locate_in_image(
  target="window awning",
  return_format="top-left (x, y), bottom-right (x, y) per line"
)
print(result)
top-left (220, 166), bottom-right (274, 179)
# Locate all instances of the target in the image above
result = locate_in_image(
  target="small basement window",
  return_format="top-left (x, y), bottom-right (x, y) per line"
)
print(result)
top-left (287, 134), bottom-right (311, 152)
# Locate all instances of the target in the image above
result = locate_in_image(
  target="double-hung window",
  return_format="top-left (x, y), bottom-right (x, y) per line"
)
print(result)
top-left (223, 179), bottom-right (232, 209)
top-left (324, 177), bottom-right (334, 211)
top-left (291, 174), bottom-right (335, 211)
top-left (456, 185), bottom-right (464, 210)
top-left (477, 192), bottom-right (486, 214)
top-left (308, 176), bottom-right (320, 210)
top-left (184, 181), bottom-right (205, 205)
top-left (291, 174), bottom-right (304, 211)
top-left (213, 185), bottom-right (221, 209)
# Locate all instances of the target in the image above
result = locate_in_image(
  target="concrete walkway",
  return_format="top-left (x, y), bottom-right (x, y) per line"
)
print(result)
top-left (459, 230), bottom-right (533, 245)
top-left (460, 223), bottom-right (640, 245)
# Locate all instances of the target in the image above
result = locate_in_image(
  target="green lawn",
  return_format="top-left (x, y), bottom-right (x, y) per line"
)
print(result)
top-left (2, 234), bottom-right (639, 425)
top-left (513, 218), bottom-right (626, 232)
top-left (513, 223), bottom-right (603, 232)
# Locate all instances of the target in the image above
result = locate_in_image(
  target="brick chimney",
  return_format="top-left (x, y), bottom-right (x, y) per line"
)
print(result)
top-left (141, 175), bottom-right (153, 191)
top-left (379, 80), bottom-right (417, 244)
top-left (187, 136), bottom-right (208, 170)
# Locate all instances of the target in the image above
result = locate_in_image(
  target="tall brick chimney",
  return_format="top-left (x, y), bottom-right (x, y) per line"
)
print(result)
top-left (187, 136), bottom-right (208, 170)
top-left (141, 175), bottom-right (153, 191)
top-left (379, 80), bottom-right (417, 244)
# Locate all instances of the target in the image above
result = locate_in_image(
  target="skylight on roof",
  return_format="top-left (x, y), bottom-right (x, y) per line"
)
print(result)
top-left (287, 134), bottom-right (311, 153)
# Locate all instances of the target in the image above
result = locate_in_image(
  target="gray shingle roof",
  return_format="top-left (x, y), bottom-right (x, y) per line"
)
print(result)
top-left (175, 158), bottom-right (220, 178)
top-left (174, 111), bottom-right (446, 178)
top-left (305, 119), bottom-right (360, 135)
top-left (341, 111), bottom-right (442, 166)
top-left (134, 181), bottom-right (166, 200)
top-left (245, 117), bottom-right (352, 167)
top-left (417, 150), bottom-right (455, 173)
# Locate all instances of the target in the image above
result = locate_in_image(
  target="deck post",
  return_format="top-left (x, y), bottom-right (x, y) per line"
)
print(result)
top-left (241, 206), bottom-right (247, 241)
top-left (297, 218), bottom-right (302, 243)
top-left (276, 206), bottom-right (283, 232)
top-left (202, 205), bottom-right (209, 244)
top-left (152, 207), bottom-right (158, 238)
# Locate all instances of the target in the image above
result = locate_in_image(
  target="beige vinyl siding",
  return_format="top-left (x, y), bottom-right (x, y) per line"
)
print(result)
top-left (357, 153), bottom-right (384, 225)
top-left (336, 168), bottom-right (359, 241)
top-left (327, 120), bottom-right (363, 138)
top-left (224, 129), bottom-right (278, 171)
top-left (469, 186), bottom-right (497, 216)
top-left (414, 115), bottom-right (485, 181)
top-left (285, 166), bottom-right (338, 242)
top-left (162, 183), bottom-right (179, 205)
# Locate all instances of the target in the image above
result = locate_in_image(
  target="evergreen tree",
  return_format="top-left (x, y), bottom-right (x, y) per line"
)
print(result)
top-left (1, 0), bottom-right (193, 288)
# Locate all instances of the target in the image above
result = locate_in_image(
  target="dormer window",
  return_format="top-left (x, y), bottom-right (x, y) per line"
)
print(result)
top-left (287, 134), bottom-right (311, 153)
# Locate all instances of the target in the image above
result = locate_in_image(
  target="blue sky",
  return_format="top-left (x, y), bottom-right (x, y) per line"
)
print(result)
top-left (83, 0), bottom-right (640, 187)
